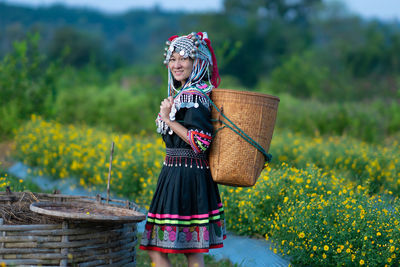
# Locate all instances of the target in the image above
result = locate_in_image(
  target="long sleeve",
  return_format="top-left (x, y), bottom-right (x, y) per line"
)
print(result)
top-left (183, 103), bottom-right (213, 153)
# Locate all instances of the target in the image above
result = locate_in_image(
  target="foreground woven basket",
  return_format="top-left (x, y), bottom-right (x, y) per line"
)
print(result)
top-left (0, 192), bottom-right (145, 267)
top-left (209, 89), bottom-right (280, 187)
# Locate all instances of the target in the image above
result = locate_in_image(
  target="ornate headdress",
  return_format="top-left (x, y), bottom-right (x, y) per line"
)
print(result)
top-left (163, 32), bottom-right (221, 96)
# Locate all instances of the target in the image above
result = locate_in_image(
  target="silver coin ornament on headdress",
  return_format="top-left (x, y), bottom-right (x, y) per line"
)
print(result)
top-left (163, 32), bottom-right (213, 66)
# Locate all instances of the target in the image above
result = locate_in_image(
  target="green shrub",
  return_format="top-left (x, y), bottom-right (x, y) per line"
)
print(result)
top-left (54, 84), bottom-right (157, 134)
top-left (268, 50), bottom-right (338, 99)
top-left (0, 33), bottom-right (61, 137)
top-left (0, 100), bottom-right (21, 137)
top-left (270, 93), bottom-right (400, 143)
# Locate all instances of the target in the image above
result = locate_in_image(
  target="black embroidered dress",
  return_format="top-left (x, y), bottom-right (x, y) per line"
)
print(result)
top-left (139, 83), bottom-right (226, 253)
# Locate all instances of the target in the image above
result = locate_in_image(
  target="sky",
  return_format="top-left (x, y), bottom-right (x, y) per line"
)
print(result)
top-left (2, 0), bottom-right (400, 21)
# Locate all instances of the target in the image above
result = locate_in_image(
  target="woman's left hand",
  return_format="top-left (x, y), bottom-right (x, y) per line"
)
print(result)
top-left (159, 96), bottom-right (174, 122)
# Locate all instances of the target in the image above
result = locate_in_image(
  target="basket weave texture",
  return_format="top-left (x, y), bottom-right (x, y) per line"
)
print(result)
top-left (209, 89), bottom-right (279, 187)
top-left (0, 192), bottom-right (144, 266)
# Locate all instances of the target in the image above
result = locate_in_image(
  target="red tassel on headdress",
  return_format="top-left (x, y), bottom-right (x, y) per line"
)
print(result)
top-left (168, 35), bottom-right (179, 42)
top-left (203, 37), bottom-right (221, 88)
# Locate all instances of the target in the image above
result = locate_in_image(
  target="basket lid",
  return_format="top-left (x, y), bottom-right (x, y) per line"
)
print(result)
top-left (30, 201), bottom-right (146, 223)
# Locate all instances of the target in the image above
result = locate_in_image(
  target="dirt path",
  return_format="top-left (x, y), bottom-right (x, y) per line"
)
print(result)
top-left (0, 141), bottom-right (15, 169)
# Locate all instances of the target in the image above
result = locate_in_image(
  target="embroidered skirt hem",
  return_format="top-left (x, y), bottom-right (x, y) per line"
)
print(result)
top-left (139, 148), bottom-right (226, 253)
top-left (139, 235), bottom-right (226, 253)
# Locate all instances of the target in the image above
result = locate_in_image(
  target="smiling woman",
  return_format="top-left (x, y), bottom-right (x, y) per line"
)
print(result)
top-left (139, 32), bottom-right (224, 267)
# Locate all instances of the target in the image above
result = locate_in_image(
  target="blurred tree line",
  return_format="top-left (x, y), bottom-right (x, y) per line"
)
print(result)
top-left (1, 0), bottom-right (400, 141)
top-left (1, 0), bottom-right (399, 100)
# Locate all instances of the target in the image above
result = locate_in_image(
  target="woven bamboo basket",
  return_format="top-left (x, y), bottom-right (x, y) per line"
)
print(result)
top-left (209, 89), bottom-right (280, 187)
top-left (0, 192), bottom-right (145, 267)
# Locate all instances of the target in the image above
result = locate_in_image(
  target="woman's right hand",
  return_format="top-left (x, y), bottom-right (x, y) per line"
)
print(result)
top-left (159, 96), bottom-right (174, 122)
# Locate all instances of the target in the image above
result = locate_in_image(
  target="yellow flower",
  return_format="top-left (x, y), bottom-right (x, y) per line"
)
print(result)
top-left (337, 248), bottom-right (342, 253)
top-left (346, 248), bottom-right (351, 253)
top-left (324, 245), bottom-right (329, 251)
top-left (377, 232), bottom-right (381, 236)
top-left (322, 253), bottom-right (327, 259)
top-left (298, 232), bottom-right (305, 238)
top-left (313, 246), bottom-right (317, 251)
top-left (360, 259), bottom-right (365, 265)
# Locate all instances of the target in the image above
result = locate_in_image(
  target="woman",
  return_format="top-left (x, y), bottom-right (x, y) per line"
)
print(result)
top-left (139, 32), bottom-right (226, 267)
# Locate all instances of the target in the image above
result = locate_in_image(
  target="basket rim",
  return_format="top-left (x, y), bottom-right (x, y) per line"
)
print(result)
top-left (30, 201), bottom-right (146, 223)
top-left (213, 88), bottom-right (280, 102)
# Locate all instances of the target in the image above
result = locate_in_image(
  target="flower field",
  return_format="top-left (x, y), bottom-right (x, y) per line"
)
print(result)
top-left (12, 115), bottom-right (164, 207)
top-left (271, 130), bottom-right (400, 194)
top-left (10, 116), bottom-right (400, 266)
top-left (221, 164), bottom-right (400, 266)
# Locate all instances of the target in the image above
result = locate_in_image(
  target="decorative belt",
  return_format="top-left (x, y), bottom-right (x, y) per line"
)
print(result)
top-left (164, 148), bottom-right (209, 169)
top-left (165, 148), bottom-right (208, 160)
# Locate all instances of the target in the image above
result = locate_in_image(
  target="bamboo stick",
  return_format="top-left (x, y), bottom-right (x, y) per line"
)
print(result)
top-left (107, 141), bottom-right (115, 204)
top-left (79, 259), bottom-right (107, 267)
top-left (0, 235), bottom-right (61, 242)
top-left (4, 253), bottom-right (63, 259)
top-left (0, 259), bottom-right (59, 265)
top-left (3, 242), bottom-right (37, 248)
top-left (60, 221), bottom-right (68, 266)
top-left (0, 224), bottom-right (61, 231)
top-left (0, 218), bottom-right (4, 260)
top-left (0, 248), bottom-right (57, 254)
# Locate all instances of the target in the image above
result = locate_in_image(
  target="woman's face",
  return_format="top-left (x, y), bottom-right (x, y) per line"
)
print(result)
top-left (168, 52), bottom-right (193, 86)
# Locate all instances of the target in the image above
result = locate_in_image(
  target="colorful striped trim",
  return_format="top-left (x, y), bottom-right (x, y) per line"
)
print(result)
top-left (181, 89), bottom-right (209, 96)
top-left (179, 83), bottom-right (212, 96)
top-left (174, 84), bottom-right (212, 110)
top-left (148, 207), bottom-right (223, 220)
top-left (146, 214), bottom-right (222, 225)
top-left (197, 83), bottom-right (208, 89)
top-left (188, 129), bottom-right (212, 153)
